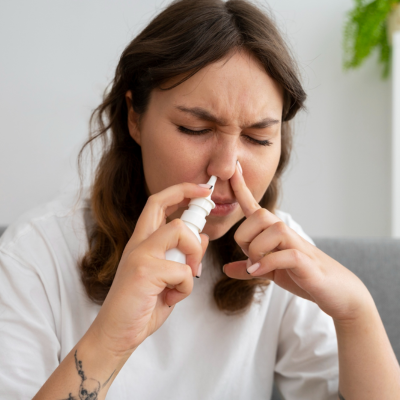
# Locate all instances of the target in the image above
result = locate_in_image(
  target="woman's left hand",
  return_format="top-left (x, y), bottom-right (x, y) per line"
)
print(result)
top-left (224, 161), bottom-right (373, 322)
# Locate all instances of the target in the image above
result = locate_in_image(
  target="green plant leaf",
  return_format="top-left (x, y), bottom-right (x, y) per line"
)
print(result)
top-left (343, 0), bottom-right (398, 78)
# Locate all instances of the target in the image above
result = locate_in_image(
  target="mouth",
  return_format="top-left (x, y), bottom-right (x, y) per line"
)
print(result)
top-left (210, 200), bottom-right (238, 216)
top-left (211, 197), bottom-right (237, 204)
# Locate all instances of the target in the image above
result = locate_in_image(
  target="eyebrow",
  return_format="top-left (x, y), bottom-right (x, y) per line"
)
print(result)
top-left (175, 105), bottom-right (280, 129)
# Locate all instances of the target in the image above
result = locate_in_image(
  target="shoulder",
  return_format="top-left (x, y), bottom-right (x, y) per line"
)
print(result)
top-left (274, 209), bottom-right (314, 246)
top-left (0, 189), bottom-right (91, 270)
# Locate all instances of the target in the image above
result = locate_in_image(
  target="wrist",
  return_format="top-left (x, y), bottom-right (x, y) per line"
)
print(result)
top-left (333, 293), bottom-right (378, 332)
top-left (331, 278), bottom-right (376, 325)
top-left (84, 325), bottom-right (135, 369)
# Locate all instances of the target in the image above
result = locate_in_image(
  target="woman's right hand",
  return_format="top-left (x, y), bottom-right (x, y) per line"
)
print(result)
top-left (87, 182), bottom-right (212, 360)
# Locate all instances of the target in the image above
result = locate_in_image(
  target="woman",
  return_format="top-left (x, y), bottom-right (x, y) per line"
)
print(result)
top-left (0, 0), bottom-right (399, 399)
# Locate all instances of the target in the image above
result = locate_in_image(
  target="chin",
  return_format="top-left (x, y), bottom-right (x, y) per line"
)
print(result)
top-left (202, 217), bottom-right (238, 241)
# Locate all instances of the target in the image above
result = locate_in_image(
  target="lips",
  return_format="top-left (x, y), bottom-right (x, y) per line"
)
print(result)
top-left (211, 197), bottom-right (237, 205)
top-left (209, 201), bottom-right (238, 216)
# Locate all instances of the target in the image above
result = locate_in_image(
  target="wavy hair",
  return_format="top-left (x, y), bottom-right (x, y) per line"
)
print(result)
top-left (78, 0), bottom-right (306, 314)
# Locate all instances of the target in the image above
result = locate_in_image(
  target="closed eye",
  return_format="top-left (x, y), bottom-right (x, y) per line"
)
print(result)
top-left (177, 126), bottom-right (272, 147)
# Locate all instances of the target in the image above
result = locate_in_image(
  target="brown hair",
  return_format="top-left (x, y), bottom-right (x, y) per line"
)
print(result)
top-left (78, 0), bottom-right (306, 314)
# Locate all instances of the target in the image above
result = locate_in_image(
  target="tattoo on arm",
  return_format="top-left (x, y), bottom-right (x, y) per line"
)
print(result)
top-left (59, 350), bottom-right (116, 400)
top-left (338, 391), bottom-right (346, 400)
top-left (102, 369), bottom-right (115, 388)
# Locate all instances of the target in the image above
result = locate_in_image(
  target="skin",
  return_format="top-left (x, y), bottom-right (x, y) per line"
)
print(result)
top-left (33, 50), bottom-right (400, 400)
top-left (123, 49), bottom-right (400, 398)
top-left (126, 49), bottom-right (283, 240)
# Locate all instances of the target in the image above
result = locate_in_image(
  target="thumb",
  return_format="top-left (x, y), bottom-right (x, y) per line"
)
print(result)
top-left (223, 260), bottom-right (255, 280)
top-left (199, 233), bottom-right (210, 259)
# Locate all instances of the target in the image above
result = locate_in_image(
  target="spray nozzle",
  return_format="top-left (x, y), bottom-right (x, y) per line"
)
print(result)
top-left (205, 175), bottom-right (217, 197)
top-left (180, 175), bottom-right (217, 233)
top-left (165, 175), bottom-right (217, 266)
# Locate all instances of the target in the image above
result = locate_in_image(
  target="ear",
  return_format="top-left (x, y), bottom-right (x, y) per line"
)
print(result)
top-left (125, 91), bottom-right (141, 146)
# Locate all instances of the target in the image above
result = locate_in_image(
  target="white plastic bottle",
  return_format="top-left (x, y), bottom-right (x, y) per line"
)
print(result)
top-left (165, 175), bottom-right (217, 265)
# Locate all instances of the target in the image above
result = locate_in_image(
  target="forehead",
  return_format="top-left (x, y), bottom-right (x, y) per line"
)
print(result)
top-left (152, 50), bottom-right (284, 123)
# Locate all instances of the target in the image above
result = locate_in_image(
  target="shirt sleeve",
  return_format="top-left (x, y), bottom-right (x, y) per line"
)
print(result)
top-left (0, 249), bottom-right (60, 400)
top-left (274, 292), bottom-right (339, 400)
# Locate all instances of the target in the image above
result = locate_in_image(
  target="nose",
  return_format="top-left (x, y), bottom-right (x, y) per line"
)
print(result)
top-left (206, 138), bottom-right (240, 182)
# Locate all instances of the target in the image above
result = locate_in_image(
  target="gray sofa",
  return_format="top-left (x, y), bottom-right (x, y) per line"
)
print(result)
top-left (314, 237), bottom-right (400, 361)
top-left (271, 237), bottom-right (400, 400)
top-left (0, 227), bottom-right (399, 399)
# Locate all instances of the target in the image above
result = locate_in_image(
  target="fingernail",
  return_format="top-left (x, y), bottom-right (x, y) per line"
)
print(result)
top-left (198, 184), bottom-right (213, 189)
top-left (240, 247), bottom-right (249, 257)
top-left (222, 264), bottom-right (226, 274)
top-left (196, 262), bottom-right (202, 278)
top-left (236, 160), bottom-right (243, 175)
top-left (246, 258), bottom-right (251, 274)
top-left (247, 262), bottom-right (261, 274)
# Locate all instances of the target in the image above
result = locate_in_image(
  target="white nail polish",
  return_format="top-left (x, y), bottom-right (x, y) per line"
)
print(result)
top-left (236, 160), bottom-right (243, 175)
top-left (246, 258), bottom-right (252, 269)
top-left (241, 247), bottom-right (249, 257)
top-left (196, 262), bottom-right (202, 278)
top-left (247, 262), bottom-right (261, 274)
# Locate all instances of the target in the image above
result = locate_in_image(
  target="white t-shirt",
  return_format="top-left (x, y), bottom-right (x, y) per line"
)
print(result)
top-left (0, 191), bottom-right (338, 400)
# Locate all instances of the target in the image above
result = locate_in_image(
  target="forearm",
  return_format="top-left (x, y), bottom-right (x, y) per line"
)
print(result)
top-left (334, 296), bottom-right (400, 400)
top-left (32, 329), bottom-right (132, 400)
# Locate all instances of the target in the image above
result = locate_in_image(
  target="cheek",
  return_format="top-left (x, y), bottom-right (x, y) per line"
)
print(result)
top-left (266, 141), bottom-right (282, 174)
top-left (250, 162), bottom-right (275, 185)
top-left (141, 128), bottom-right (205, 190)
top-left (246, 149), bottom-right (281, 197)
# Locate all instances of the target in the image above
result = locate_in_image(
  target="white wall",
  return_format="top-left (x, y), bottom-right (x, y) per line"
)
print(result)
top-left (393, 31), bottom-right (400, 237)
top-left (0, 0), bottom-right (392, 237)
top-left (270, 0), bottom-right (392, 237)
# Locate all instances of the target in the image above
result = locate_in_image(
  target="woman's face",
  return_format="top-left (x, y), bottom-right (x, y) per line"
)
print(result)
top-left (126, 50), bottom-right (283, 240)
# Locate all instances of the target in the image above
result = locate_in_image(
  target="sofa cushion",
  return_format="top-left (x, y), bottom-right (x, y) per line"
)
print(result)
top-left (314, 237), bottom-right (400, 362)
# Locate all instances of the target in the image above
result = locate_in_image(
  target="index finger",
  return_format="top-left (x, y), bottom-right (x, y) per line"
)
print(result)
top-left (130, 182), bottom-right (213, 250)
top-left (229, 160), bottom-right (261, 218)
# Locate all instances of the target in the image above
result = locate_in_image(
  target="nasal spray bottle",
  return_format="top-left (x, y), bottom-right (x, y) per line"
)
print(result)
top-left (165, 175), bottom-right (217, 267)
